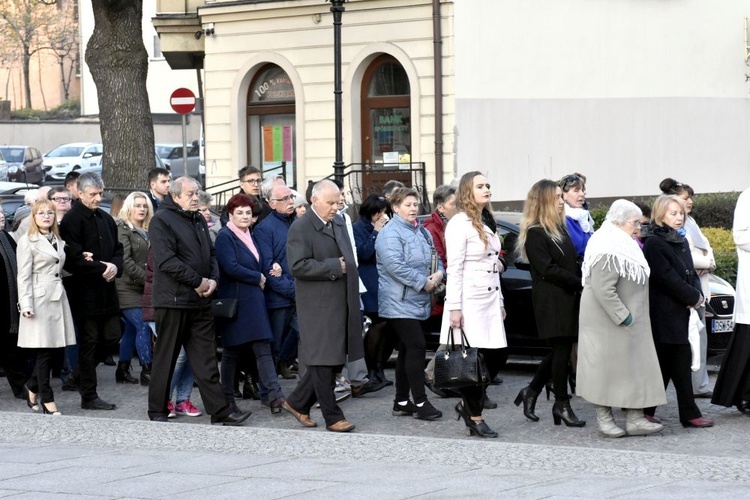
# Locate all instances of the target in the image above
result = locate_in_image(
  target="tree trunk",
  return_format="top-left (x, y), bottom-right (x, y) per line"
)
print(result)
top-left (85, 0), bottom-right (154, 190)
top-left (22, 48), bottom-right (31, 109)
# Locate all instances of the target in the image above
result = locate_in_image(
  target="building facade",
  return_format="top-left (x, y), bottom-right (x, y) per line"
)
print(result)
top-left (154, 0), bottom-right (750, 201)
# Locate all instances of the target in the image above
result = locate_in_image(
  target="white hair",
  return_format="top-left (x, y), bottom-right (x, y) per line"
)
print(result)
top-left (605, 199), bottom-right (642, 226)
top-left (311, 179), bottom-right (339, 198)
top-left (24, 190), bottom-right (39, 204)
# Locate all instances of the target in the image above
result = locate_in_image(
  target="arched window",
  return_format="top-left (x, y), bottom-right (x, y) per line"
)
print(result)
top-left (247, 65), bottom-right (296, 187)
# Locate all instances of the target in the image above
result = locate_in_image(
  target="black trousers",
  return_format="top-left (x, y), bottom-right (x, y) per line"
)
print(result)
top-left (644, 342), bottom-right (702, 423)
top-left (458, 348), bottom-right (508, 416)
top-left (78, 314), bottom-right (121, 402)
top-left (389, 318), bottom-right (428, 404)
top-left (286, 365), bottom-right (344, 426)
top-left (529, 337), bottom-right (575, 401)
top-left (148, 307), bottom-right (229, 420)
top-left (27, 348), bottom-right (61, 403)
top-left (1, 332), bottom-right (29, 398)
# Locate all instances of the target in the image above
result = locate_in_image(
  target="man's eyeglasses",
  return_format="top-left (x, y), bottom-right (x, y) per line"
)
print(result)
top-left (51, 197), bottom-right (71, 203)
top-left (272, 194), bottom-right (296, 203)
top-left (242, 178), bottom-right (261, 185)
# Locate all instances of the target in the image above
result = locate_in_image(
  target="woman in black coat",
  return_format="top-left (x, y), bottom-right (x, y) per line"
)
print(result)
top-left (642, 194), bottom-right (713, 428)
top-left (515, 180), bottom-right (585, 427)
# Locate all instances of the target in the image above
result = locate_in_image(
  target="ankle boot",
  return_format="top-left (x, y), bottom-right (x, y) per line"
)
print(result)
top-left (115, 361), bottom-right (138, 384)
top-left (242, 374), bottom-right (260, 400)
top-left (626, 409), bottom-right (663, 436)
top-left (513, 385), bottom-right (540, 422)
top-left (140, 364), bottom-right (151, 386)
top-left (595, 406), bottom-right (625, 438)
top-left (552, 399), bottom-right (586, 427)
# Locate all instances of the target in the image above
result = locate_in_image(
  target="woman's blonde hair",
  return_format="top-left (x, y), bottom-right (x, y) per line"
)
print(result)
top-left (517, 179), bottom-right (565, 260)
top-left (456, 171), bottom-right (491, 248)
top-left (651, 194), bottom-right (685, 227)
top-left (28, 199), bottom-right (60, 237)
top-left (118, 191), bottom-right (154, 230)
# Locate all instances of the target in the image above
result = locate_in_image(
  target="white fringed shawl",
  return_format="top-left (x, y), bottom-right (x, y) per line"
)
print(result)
top-left (581, 220), bottom-right (650, 286)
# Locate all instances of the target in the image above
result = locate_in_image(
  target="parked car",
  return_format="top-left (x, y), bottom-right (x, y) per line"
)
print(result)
top-left (156, 142), bottom-right (203, 185)
top-left (44, 142), bottom-right (103, 182)
top-left (0, 181), bottom-right (40, 195)
top-left (83, 151), bottom-right (169, 177)
top-left (0, 151), bottom-right (7, 182)
top-left (0, 146), bottom-right (44, 185)
top-left (418, 213), bottom-right (737, 356)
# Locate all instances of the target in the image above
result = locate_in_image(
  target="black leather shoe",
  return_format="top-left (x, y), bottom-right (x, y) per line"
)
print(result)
top-left (465, 418), bottom-right (499, 438)
top-left (81, 398), bottom-right (116, 410)
top-left (352, 379), bottom-right (388, 398)
top-left (513, 385), bottom-right (540, 422)
top-left (211, 409), bottom-right (252, 426)
top-left (482, 394), bottom-right (498, 409)
top-left (150, 415), bottom-right (169, 422)
top-left (738, 401), bottom-right (750, 416)
top-left (103, 354), bottom-right (116, 367)
top-left (552, 399), bottom-right (585, 427)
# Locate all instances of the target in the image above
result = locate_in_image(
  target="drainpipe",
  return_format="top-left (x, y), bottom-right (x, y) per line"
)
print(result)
top-left (432, 0), bottom-right (444, 187)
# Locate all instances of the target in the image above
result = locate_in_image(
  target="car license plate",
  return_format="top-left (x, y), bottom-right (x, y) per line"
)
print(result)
top-left (713, 319), bottom-right (734, 333)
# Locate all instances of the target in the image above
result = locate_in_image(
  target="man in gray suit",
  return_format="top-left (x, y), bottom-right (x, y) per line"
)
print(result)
top-left (282, 180), bottom-right (363, 432)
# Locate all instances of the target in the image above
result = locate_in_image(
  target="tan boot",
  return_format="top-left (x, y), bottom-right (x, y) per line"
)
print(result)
top-left (626, 409), bottom-right (664, 436)
top-left (595, 405), bottom-right (626, 438)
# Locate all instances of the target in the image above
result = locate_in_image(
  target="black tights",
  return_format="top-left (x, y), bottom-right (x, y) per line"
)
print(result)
top-left (529, 337), bottom-right (574, 401)
top-left (458, 348), bottom-right (508, 416)
top-left (389, 318), bottom-right (428, 404)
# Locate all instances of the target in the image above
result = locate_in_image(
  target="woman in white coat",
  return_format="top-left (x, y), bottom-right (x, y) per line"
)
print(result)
top-left (712, 187), bottom-right (750, 414)
top-left (17, 199), bottom-right (76, 415)
top-left (441, 171), bottom-right (507, 438)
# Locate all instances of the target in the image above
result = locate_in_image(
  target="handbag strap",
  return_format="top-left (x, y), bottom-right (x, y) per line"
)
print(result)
top-left (447, 327), bottom-right (472, 350)
top-left (418, 226), bottom-right (439, 274)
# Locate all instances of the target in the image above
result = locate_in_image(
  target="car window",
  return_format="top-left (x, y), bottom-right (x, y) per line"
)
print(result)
top-left (167, 147), bottom-right (184, 160)
top-left (47, 146), bottom-right (85, 158)
top-left (0, 148), bottom-right (24, 163)
top-left (30, 148), bottom-right (39, 160)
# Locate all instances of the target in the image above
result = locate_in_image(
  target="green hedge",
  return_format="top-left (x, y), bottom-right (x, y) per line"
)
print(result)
top-left (10, 99), bottom-right (80, 120)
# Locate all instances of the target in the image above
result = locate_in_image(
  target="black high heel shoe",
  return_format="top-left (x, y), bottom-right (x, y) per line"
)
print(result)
top-left (42, 403), bottom-right (62, 416)
top-left (552, 399), bottom-right (586, 427)
top-left (24, 385), bottom-right (39, 413)
top-left (454, 401), bottom-right (497, 438)
top-left (513, 385), bottom-right (540, 422)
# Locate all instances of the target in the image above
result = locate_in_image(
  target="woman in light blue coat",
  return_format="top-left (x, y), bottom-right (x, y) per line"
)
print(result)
top-left (376, 187), bottom-right (444, 421)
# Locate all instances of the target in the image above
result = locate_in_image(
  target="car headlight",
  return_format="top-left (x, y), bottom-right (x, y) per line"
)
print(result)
top-left (8, 166), bottom-right (18, 174)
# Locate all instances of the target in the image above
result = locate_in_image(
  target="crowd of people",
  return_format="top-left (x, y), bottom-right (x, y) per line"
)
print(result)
top-left (1, 165), bottom-right (749, 439)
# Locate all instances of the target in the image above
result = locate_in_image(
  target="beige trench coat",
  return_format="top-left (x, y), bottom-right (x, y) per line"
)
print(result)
top-left (576, 259), bottom-right (666, 408)
top-left (16, 233), bottom-right (76, 348)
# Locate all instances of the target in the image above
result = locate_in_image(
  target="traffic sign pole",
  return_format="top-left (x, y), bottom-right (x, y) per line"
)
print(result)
top-left (170, 88), bottom-right (197, 179)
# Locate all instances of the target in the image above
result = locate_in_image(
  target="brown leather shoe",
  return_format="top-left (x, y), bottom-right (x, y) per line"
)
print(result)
top-left (682, 417), bottom-right (714, 428)
top-left (282, 401), bottom-right (317, 428)
top-left (326, 419), bottom-right (355, 432)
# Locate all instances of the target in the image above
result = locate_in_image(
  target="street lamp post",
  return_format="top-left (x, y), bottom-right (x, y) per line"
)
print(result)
top-left (326, 0), bottom-right (348, 183)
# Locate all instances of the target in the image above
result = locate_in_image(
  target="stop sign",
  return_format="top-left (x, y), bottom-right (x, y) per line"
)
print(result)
top-left (170, 88), bottom-right (196, 114)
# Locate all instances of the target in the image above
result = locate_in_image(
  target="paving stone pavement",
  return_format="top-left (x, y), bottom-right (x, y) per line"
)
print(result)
top-left (0, 358), bottom-right (748, 498)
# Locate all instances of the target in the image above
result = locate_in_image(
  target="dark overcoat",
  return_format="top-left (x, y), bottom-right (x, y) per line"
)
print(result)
top-left (214, 227), bottom-right (273, 347)
top-left (525, 225), bottom-right (582, 340)
top-left (642, 225), bottom-right (702, 344)
top-left (59, 200), bottom-right (124, 316)
top-left (286, 210), bottom-right (364, 366)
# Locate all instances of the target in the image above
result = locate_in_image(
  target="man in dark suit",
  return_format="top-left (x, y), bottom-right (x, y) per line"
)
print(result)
top-left (59, 173), bottom-right (124, 410)
top-left (283, 180), bottom-right (363, 432)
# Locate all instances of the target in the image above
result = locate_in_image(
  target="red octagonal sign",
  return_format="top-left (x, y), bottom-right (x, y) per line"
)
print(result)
top-left (170, 88), bottom-right (196, 114)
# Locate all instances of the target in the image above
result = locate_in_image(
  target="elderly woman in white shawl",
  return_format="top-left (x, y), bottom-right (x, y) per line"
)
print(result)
top-left (576, 200), bottom-right (667, 438)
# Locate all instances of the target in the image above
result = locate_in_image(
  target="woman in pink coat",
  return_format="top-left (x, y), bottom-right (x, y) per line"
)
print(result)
top-left (440, 171), bottom-right (508, 438)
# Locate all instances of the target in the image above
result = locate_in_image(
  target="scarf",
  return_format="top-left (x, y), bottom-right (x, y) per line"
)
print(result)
top-left (227, 220), bottom-right (259, 261)
top-left (565, 205), bottom-right (595, 234)
top-left (0, 231), bottom-right (19, 334)
top-left (581, 220), bottom-right (650, 286)
top-left (481, 207), bottom-right (497, 234)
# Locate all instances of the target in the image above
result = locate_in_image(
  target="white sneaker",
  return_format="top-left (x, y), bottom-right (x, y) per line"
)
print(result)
top-left (334, 375), bottom-right (350, 393)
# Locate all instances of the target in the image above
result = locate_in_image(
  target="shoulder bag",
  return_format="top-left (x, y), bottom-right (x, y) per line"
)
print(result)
top-left (433, 327), bottom-right (489, 390)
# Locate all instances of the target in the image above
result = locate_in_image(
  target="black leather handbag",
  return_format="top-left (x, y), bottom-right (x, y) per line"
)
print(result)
top-left (433, 327), bottom-right (489, 390)
top-left (211, 283), bottom-right (239, 320)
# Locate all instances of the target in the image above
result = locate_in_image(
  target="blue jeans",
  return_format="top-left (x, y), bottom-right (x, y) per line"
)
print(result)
top-left (221, 340), bottom-right (282, 404)
top-left (148, 322), bottom-right (193, 403)
top-left (268, 306), bottom-right (299, 363)
top-left (120, 308), bottom-right (153, 365)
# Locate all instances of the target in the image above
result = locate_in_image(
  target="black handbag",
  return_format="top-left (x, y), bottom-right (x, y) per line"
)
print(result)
top-left (433, 327), bottom-right (489, 390)
top-left (211, 283), bottom-right (239, 320)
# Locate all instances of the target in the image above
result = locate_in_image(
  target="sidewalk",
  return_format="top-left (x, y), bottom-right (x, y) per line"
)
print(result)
top-left (0, 411), bottom-right (748, 499)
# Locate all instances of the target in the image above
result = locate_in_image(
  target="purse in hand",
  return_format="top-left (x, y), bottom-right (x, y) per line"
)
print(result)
top-left (433, 327), bottom-right (489, 390)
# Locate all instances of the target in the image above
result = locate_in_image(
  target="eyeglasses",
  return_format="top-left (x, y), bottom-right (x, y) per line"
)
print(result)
top-left (626, 220), bottom-right (642, 228)
top-left (36, 211), bottom-right (56, 217)
top-left (242, 178), bottom-right (261, 185)
top-left (52, 197), bottom-right (71, 202)
top-left (272, 194), bottom-right (296, 202)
